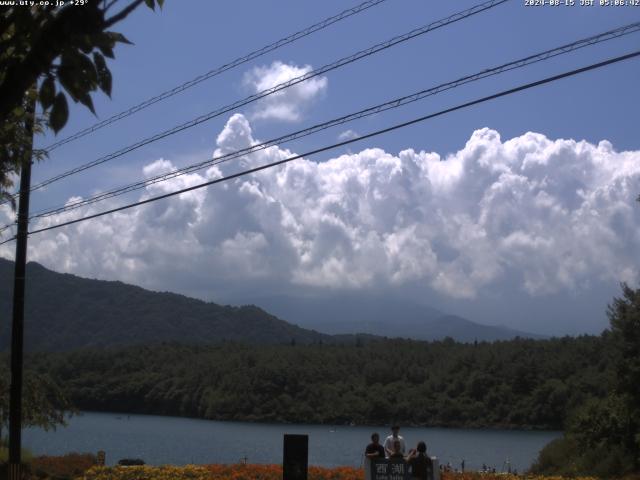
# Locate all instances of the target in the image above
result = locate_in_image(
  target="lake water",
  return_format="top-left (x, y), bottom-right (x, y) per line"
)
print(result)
top-left (23, 412), bottom-right (560, 472)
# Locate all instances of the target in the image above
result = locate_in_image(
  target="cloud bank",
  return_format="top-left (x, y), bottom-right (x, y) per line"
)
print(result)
top-left (1, 114), bottom-right (639, 304)
top-left (243, 61), bottom-right (328, 122)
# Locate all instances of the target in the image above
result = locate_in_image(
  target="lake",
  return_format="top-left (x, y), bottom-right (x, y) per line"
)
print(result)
top-left (23, 412), bottom-right (560, 472)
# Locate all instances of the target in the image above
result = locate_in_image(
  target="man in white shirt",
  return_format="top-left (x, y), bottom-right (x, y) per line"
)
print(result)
top-left (384, 425), bottom-right (406, 457)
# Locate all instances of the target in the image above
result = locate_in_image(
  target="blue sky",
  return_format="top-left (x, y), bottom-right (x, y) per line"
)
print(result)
top-left (31, 0), bottom-right (639, 198)
top-left (2, 0), bottom-right (639, 335)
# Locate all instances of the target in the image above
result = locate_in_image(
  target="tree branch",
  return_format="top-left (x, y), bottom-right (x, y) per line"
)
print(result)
top-left (104, 0), bottom-right (123, 13)
top-left (104, 0), bottom-right (146, 28)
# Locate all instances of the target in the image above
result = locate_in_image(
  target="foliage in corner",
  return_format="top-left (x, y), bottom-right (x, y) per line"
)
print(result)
top-left (0, 0), bottom-right (163, 203)
top-left (532, 283), bottom-right (640, 477)
top-left (0, 360), bottom-right (75, 442)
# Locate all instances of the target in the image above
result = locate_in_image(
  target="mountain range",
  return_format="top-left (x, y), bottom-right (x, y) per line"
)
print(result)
top-left (253, 294), bottom-right (546, 342)
top-left (0, 258), bottom-right (542, 351)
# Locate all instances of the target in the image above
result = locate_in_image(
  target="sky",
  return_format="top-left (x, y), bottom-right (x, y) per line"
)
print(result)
top-left (1, 0), bottom-right (639, 336)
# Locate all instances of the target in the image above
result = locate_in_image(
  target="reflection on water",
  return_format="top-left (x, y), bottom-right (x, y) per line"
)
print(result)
top-left (23, 412), bottom-right (560, 471)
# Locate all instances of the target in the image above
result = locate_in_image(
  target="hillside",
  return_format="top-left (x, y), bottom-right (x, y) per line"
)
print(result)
top-left (0, 259), bottom-right (542, 351)
top-left (0, 259), bottom-right (331, 351)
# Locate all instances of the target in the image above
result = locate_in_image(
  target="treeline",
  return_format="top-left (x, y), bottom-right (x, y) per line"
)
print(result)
top-left (531, 285), bottom-right (640, 477)
top-left (25, 335), bottom-right (613, 430)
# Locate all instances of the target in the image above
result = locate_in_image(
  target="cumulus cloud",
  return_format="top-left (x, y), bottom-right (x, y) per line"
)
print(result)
top-left (243, 61), bottom-right (327, 122)
top-left (2, 115), bottom-right (639, 303)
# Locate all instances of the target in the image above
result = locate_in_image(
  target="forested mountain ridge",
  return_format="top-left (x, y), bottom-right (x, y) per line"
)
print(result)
top-left (25, 335), bottom-right (613, 430)
top-left (0, 259), bottom-right (542, 351)
top-left (0, 258), bottom-right (332, 351)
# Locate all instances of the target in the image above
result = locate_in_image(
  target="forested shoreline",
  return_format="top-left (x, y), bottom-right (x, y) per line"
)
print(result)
top-left (23, 335), bottom-right (613, 430)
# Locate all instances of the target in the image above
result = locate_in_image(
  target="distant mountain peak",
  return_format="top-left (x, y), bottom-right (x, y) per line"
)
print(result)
top-left (250, 294), bottom-right (546, 342)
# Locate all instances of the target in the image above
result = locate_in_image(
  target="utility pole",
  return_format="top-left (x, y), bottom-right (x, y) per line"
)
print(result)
top-left (8, 93), bottom-right (36, 480)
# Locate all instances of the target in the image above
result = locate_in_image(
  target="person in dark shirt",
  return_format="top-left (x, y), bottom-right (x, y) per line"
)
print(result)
top-left (365, 432), bottom-right (385, 459)
top-left (406, 441), bottom-right (433, 480)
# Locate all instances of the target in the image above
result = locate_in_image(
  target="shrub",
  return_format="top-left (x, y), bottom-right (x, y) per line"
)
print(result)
top-left (0, 445), bottom-right (33, 463)
top-left (29, 452), bottom-right (97, 479)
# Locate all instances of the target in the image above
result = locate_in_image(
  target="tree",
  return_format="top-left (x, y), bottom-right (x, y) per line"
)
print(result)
top-left (532, 284), bottom-right (640, 476)
top-left (0, 0), bottom-right (164, 203)
top-left (0, 363), bottom-right (74, 441)
top-left (605, 283), bottom-right (640, 471)
top-left (608, 284), bottom-right (640, 409)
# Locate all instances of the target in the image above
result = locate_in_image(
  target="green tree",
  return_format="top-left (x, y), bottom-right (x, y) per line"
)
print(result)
top-left (0, 0), bottom-right (164, 203)
top-left (533, 284), bottom-right (640, 476)
top-left (605, 284), bottom-right (640, 471)
top-left (0, 364), bottom-right (74, 441)
top-left (608, 284), bottom-right (640, 409)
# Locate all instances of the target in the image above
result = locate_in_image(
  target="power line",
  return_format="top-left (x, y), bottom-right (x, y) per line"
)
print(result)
top-left (0, 49), bottom-right (633, 245)
top-left (42, 0), bottom-right (390, 153)
top-left (19, 0), bottom-right (509, 198)
top-left (23, 21), bottom-right (640, 221)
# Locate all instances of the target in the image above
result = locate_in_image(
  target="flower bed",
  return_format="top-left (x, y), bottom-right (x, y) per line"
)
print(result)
top-left (79, 464), bottom-right (365, 480)
top-left (77, 464), bottom-right (600, 480)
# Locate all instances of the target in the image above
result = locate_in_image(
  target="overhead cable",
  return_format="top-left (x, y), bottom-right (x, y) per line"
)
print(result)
top-left (19, 0), bottom-right (509, 198)
top-left (24, 21), bottom-right (640, 220)
top-left (0, 49), bottom-right (631, 244)
top-left (42, 0), bottom-right (391, 152)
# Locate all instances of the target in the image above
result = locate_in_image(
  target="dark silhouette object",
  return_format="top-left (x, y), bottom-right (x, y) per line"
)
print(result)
top-left (117, 458), bottom-right (145, 466)
top-left (283, 434), bottom-right (308, 480)
top-left (407, 441), bottom-right (433, 480)
top-left (365, 432), bottom-right (385, 459)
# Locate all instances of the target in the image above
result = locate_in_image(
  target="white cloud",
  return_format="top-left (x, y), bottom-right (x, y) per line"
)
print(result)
top-left (2, 117), bottom-right (639, 304)
top-left (338, 130), bottom-right (359, 141)
top-left (243, 61), bottom-right (327, 122)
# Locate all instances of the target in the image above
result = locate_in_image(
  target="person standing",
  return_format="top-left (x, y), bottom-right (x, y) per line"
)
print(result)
top-left (365, 432), bottom-right (386, 459)
top-left (384, 425), bottom-right (406, 457)
top-left (389, 440), bottom-right (405, 459)
top-left (407, 441), bottom-right (433, 480)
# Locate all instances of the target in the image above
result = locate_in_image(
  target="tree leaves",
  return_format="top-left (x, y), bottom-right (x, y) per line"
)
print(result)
top-left (93, 52), bottom-right (112, 97)
top-left (94, 31), bottom-right (116, 59)
top-left (145, 0), bottom-right (165, 10)
top-left (39, 75), bottom-right (56, 110)
top-left (78, 92), bottom-right (96, 116)
top-left (108, 31), bottom-right (133, 46)
top-left (0, 364), bottom-right (74, 438)
top-left (0, 1), bottom-right (148, 137)
top-left (50, 92), bottom-right (68, 134)
top-left (0, 1), bottom-right (163, 196)
top-left (57, 51), bottom-right (99, 115)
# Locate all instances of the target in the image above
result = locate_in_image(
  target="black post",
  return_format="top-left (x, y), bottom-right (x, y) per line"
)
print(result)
top-left (283, 434), bottom-right (308, 480)
top-left (8, 95), bottom-right (35, 480)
